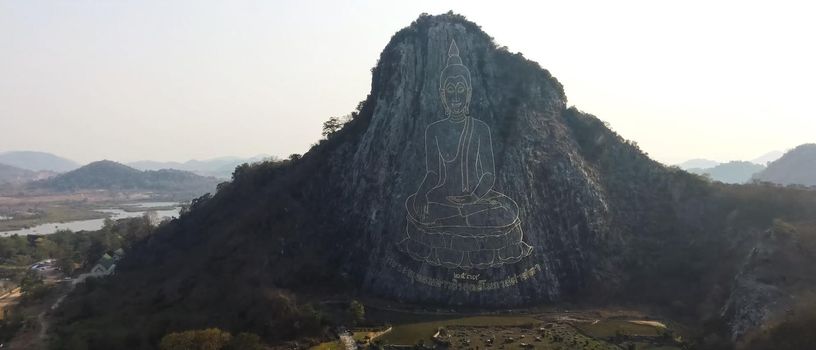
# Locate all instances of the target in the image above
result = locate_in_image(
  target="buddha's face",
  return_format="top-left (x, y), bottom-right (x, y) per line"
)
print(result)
top-left (441, 75), bottom-right (471, 116)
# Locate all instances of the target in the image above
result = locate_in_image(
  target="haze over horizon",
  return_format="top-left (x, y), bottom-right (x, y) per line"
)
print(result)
top-left (2, 0), bottom-right (814, 165)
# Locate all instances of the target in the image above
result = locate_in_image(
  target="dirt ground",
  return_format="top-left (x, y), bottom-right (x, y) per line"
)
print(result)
top-left (0, 287), bottom-right (22, 319)
top-left (3, 267), bottom-right (72, 349)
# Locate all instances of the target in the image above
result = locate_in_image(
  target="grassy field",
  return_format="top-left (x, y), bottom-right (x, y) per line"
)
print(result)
top-left (310, 331), bottom-right (372, 350)
top-left (377, 314), bottom-right (539, 345)
top-left (575, 319), bottom-right (666, 338)
top-left (309, 306), bottom-right (685, 350)
top-left (310, 340), bottom-right (345, 350)
top-left (0, 190), bottom-right (170, 232)
top-left (437, 322), bottom-right (620, 350)
top-left (0, 204), bottom-right (105, 231)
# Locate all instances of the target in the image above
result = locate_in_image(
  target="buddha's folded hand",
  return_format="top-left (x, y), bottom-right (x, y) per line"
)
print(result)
top-left (446, 194), bottom-right (478, 205)
top-left (414, 197), bottom-right (428, 218)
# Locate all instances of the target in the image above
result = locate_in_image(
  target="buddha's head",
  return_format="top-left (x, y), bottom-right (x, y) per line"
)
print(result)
top-left (440, 40), bottom-right (472, 118)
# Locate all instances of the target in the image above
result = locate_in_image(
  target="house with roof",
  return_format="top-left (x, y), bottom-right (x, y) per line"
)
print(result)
top-left (89, 253), bottom-right (117, 277)
top-left (112, 248), bottom-right (125, 260)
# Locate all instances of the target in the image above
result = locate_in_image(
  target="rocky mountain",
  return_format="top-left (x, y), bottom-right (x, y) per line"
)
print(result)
top-left (687, 161), bottom-right (765, 184)
top-left (128, 155), bottom-right (271, 179)
top-left (752, 144), bottom-right (816, 186)
top-left (52, 13), bottom-right (816, 349)
top-left (0, 150), bottom-right (79, 172)
top-left (34, 160), bottom-right (220, 198)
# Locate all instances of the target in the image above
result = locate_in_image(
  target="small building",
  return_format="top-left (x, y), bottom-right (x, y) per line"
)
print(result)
top-left (89, 253), bottom-right (116, 277)
top-left (112, 248), bottom-right (125, 261)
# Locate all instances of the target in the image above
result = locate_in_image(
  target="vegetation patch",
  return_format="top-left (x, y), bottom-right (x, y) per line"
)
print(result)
top-left (0, 204), bottom-right (106, 232)
top-left (378, 315), bottom-right (539, 345)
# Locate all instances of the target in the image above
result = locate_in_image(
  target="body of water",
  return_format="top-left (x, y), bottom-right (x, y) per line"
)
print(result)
top-left (0, 203), bottom-right (181, 237)
top-left (121, 201), bottom-right (181, 209)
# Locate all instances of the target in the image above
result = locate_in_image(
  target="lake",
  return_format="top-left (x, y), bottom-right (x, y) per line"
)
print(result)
top-left (0, 203), bottom-right (182, 237)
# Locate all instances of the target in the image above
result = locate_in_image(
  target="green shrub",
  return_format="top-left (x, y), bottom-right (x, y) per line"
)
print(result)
top-left (159, 328), bottom-right (232, 350)
top-left (158, 328), bottom-right (266, 350)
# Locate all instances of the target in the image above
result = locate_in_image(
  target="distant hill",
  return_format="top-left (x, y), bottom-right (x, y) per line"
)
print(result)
top-left (0, 163), bottom-right (33, 185)
top-left (677, 158), bottom-right (720, 170)
top-left (751, 150), bottom-right (784, 165)
top-left (687, 161), bottom-right (766, 184)
top-left (677, 150), bottom-right (784, 170)
top-left (752, 144), bottom-right (816, 186)
top-left (0, 151), bottom-right (79, 172)
top-left (34, 160), bottom-right (220, 197)
top-left (128, 155), bottom-right (271, 179)
top-left (0, 163), bottom-right (57, 185)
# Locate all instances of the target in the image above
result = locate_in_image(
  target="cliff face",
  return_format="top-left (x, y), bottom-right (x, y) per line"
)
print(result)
top-left (313, 15), bottom-right (626, 305)
top-left (305, 13), bottom-right (816, 320)
top-left (105, 14), bottom-right (703, 310)
top-left (721, 220), bottom-right (816, 344)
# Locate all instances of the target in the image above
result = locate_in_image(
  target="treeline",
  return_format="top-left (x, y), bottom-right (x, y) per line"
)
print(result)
top-left (159, 328), bottom-right (265, 350)
top-left (0, 215), bottom-right (155, 279)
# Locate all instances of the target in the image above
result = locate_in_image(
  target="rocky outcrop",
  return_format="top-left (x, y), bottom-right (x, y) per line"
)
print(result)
top-left (722, 273), bottom-right (788, 342)
top-left (314, 14), bottom-right (670, 306)
top-left (721, 221), bottom-right (815, 343)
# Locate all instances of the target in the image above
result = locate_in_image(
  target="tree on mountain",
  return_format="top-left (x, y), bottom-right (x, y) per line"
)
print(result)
top-left (322, 116), bottom-right (342, 137)
top-left (19, 269), bottom-right (43, 293)
top-left (349, 300), bottom-right (365, 324)
top-left (159, 328), bottom-right (231, 350)
top-left (34, 237), bottom-right (60, 258)
top-left (225, 333), bottom-right (264, 350)
top-left (159, 328), bottom-right (265, 350)
top-left (57, 256), bottom-right (75, 275)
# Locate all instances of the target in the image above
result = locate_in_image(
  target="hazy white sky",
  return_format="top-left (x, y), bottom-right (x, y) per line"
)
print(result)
top-left (1, 0), bottom-right (814, 165)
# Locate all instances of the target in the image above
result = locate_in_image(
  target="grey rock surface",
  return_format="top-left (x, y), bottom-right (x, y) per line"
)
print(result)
top-left (320, 14), bottom-right (624, 306)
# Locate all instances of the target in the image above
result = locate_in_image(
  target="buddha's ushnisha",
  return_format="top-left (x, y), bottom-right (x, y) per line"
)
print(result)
top-left (399, 40), bottom-right (533, 270)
